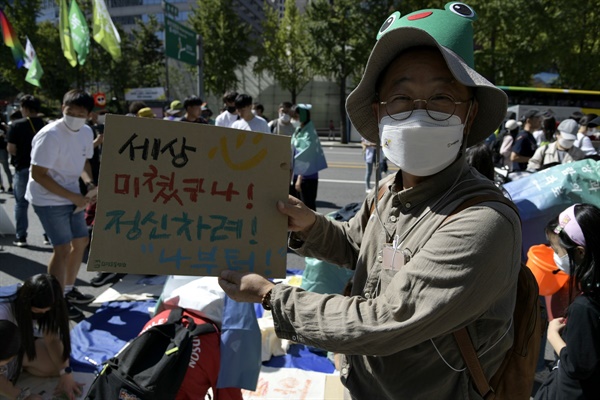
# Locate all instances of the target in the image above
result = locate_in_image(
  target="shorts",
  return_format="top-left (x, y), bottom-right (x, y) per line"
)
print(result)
top-left (33, 204), bottom-right (89, 246)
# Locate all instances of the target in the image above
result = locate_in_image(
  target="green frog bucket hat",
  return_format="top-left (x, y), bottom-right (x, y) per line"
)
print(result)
top-left (346, 2), bottom-right (507, 147)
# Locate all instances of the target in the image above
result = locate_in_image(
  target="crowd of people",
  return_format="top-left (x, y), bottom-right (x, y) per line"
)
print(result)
top-left (1, 3), bottom-right (599, 400)
top-left (489, 109), bottom-right (599, 178)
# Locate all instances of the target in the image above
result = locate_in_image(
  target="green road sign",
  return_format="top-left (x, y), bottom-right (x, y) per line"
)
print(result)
top-left (165, 17), bottom-right (196, 66)
top-left (162, 1), bottom-right (179, 18)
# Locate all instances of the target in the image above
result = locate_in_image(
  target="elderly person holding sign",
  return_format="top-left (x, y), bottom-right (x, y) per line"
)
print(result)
top-left (219, 3), bottom-right (522, 399)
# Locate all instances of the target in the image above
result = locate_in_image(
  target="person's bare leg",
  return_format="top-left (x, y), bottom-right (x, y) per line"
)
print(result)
top-left (65, 236), bottom-right (89, 287)
top-left (48, 244), bottom-right (71, 290)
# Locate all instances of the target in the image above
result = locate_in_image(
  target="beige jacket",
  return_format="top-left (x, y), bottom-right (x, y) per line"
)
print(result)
top-left (270, 157), bottom-right (521, 400)
top-left (527, 142), bottom-right (586, 171)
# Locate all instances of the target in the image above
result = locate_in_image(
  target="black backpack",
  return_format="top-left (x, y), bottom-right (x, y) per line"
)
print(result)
top-left (85, 307), bottom-right (216, 400)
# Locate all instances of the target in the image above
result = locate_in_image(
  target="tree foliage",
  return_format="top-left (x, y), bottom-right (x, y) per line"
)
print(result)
top-left (305, 0), bottom-right (399, 142)
top-left (189, 0), bottom-right (254, 96)
top-left (254, 0), bottom-right (312, 104)
top-left (130, 15), bottom-right (164, 88)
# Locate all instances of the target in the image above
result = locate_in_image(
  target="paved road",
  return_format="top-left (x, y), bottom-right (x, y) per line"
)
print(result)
top-left (0, 140), bottom-right (367, 315)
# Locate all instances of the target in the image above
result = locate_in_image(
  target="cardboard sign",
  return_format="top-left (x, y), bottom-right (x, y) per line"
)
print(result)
top-left (88, 115), bottom-right (291, 278)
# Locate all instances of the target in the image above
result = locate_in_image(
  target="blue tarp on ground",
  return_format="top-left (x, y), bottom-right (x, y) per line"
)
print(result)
top-left (504, 159), bottom-right (600, 258)
top-left (70, 300), bottom-right (156, 373)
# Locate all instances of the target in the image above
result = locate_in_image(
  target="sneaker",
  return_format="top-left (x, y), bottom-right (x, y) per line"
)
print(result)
top-left (7, 187), bottom-right (12, 193)
top-left (90, 272), bottom-right (121, 287)
top-left (65, 287), bottom-right (95, 305)
top-left (43, 234), bottom-right (51, 245)
top-left (12, 238), bottom-right (27, 247)
top-left (0, 186), bottom-right (4, 193)
top-left (66, 300), bottom-right (84, 320)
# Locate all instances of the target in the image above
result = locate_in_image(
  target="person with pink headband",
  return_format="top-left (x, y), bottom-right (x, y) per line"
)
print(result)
top-left (536, 203), bottom-right (600, 399)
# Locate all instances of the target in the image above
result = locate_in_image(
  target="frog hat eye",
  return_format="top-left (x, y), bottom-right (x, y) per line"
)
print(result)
top-left (446, 2), bottom-right (475, 18)
top-left (379, 12), bottom-right (400, 36)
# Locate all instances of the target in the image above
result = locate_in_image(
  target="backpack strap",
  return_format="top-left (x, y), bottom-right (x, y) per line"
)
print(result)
top-left (446, 194), bottom-right (519, 400)
top-left (369, 174), bottom-right (395, 215)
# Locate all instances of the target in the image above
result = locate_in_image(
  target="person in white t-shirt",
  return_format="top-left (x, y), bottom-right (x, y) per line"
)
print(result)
top-left (574, 114), bottom-right (598, 156)
top-left (25, 89), bottom-right (97, 320)
top-left (230, 94), bottom-right (270, 134)
top-left (215, 91), bottom-right (239, 128)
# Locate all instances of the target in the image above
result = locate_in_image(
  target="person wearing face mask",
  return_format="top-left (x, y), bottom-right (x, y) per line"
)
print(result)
top-left (268, 101), bottom-right (295, 136)
top-left (0, 274), bottom-right (78, 400)
top-left (289, 104), bottom-right (327, 211)
top-left (25, 89), bottom-right (97, 321)
top-left (527, 119), bottom-right (586, 171)
top-left (573, 114), bottom-right (598, 156)
top-left (215, 91), bottom-right (239, 128)
top-left (535, 204), bottom-right (600, 400)
top-left (216, 4), bottom-right (525, 399)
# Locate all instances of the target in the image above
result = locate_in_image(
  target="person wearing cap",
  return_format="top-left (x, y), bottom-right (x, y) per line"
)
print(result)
top-left (527, 119), bottom-right (586, 171)
top-left (163, 100), bottom-right (184, 120)
top-left (215, 91), bottom-right (239, 128)
top-left (574, 114), bottom-right (598, 156)
top-left (218, 4), bottom-right (522, 399)
top-left (201, 105), bottom-right (215, 125)
top-left (136, 107), bottom-right (156, 118)
top-left (511, 109), bottom-right (542, 171)
top-left (231, 94), bottom-right (270, 134)
top-left (178, 96), bottom-right (208, 124)
top-left (498, 119), bottom-right (520, 170)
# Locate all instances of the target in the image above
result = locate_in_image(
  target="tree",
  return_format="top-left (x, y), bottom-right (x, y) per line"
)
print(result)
top-left (306, 0), bottom-right (399, 143)
top-left (189, 0), bottom-right (253, 96)
top-left (130, 15), bottom-right (164, 88)
top-left (254, 0), bottom-right (313, 104)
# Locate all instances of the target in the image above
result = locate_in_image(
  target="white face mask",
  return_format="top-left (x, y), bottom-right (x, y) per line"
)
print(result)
top-left (587, 127), bottom-right (597, 136)
top-left (280, 113), bottom-right (291, 123)
top-left (558, 138), bottom-right (574, 149)
top-left (63, 114), bottom-right (87, 132)
top-left (380, 110), bottom-right (465, 177)
top-left (291, 120), bottom-right (300, 129)
top-left (97, 114), bottom-right (106, 125)
top-left (553, 252), bottom-right (571, 274)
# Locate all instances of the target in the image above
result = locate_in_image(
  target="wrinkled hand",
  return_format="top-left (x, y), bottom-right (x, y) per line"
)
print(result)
top-left (548, 317), bottom-right (566, 336)
top-left (277, 195), bottom-right (316, 232)
top-left (218, 270), bottom-right (275, 304)
top-left (54, 373), bottom-right (83, 400)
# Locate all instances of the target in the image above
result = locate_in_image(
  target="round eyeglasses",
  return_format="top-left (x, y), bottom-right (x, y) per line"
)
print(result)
top-left (379, 94), bottom-right (472, 121)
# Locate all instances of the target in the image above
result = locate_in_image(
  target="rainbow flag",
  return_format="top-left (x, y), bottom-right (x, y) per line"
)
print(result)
top-left (0, 9), bottom-right (26, 68)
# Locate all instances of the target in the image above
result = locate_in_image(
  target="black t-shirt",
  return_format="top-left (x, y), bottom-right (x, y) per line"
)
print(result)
top-left (6, 117), bottom-right (46, 170)
top-left (511, 130), bottom-right (537, 171)
top-left (556, 295), bottom-right (600, 399)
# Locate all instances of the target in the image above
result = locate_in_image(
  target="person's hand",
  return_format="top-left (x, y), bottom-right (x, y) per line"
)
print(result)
top-left (277, 195), bottom-right (317, 233)
top-left (548, 317), bottom-right (566, 336)
top-left (71, 193), bottom-right (88, 208)
top-left (294, 176), bottom-right (302, 193)
top-left (54, 373), bottom-right (83, 400)
top-left (218, 270), bottom-right (275, 303)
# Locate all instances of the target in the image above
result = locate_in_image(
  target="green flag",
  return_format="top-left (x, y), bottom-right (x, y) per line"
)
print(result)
top-left (92, 0), bottom-right (121, 61)
top-left (59, 0), bottom-right (77, 67)
top-left (69, 0), bottom-right (90, 65)
top-left (24, 37), bottom-right (43, 87)
top-left (25, 55), bottom-right (43, 87)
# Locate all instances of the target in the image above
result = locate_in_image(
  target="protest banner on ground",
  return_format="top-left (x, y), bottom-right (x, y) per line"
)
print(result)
top-left (88, 115), bottom-right (291, 278)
